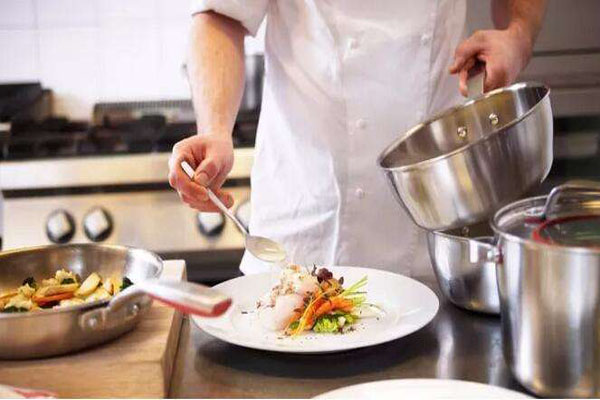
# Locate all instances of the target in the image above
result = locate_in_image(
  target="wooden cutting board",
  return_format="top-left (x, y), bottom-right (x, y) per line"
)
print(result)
top-left (0, 260), bottom-right (186, 398)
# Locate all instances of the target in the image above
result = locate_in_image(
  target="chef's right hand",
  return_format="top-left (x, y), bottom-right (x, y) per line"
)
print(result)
top-left (168, 134), bottom-right (235, 212)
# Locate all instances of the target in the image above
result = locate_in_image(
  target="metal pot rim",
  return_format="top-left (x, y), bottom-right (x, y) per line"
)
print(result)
top-left (377, 81), bottom-right (550, 172)
top-left (490, 194), bottom-right (600, 255)
top-left (0, 243), bottom-right (163, 321)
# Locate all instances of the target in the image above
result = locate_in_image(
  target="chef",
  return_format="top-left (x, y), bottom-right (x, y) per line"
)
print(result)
top-left (168, 1), bottom-right (546, 275)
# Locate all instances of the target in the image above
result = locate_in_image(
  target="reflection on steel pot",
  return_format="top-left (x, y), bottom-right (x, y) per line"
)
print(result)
top-left (378, 82), bottom-right (553, 231)
top-left (469, 181), bottom-right (600, 397)
top-left (427, 222), bottom-right (500, 315)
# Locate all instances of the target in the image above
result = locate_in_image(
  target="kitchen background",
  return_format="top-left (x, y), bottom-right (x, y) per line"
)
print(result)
top-left (0, 0), bottom-right (265, 119)
top-left (0, 0), bottom-right (598, 283)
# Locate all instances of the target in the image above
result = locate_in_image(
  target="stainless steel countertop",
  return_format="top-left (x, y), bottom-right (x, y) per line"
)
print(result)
top-left (169, 274), bottom-right (530, 399)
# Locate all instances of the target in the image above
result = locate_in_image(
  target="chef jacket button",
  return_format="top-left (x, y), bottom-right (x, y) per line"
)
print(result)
top-left (421, 33), bottom-right (432, 45)
top-left (355, 188), bottom-right (365, 199)
top-left (356, 119), bottom-right (367, 129)
top-left (348, 38), bottom-right (359, 50)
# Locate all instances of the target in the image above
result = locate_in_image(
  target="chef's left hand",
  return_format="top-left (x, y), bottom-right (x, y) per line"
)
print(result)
top-left (449, 24), bottom-right (533, 96)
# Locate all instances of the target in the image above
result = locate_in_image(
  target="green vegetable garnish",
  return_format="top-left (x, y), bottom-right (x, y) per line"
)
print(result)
top-left (312, 312), bottom-right (359, 333)
top-left (313, 315), bottom-right (339, 333)
top-left (340, 276), bottom-right (367, 297)
top-left (120, 277), bottom-right (134, 291)
top-left (2, 306), bottom-right (28, 313)
top-left (22, 277), bottom-right (37, 289)
top-left (60, 278), bottom-right (75, 284)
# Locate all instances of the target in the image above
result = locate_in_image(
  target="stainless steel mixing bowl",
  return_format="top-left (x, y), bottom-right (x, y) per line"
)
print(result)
top-left (427, 222), bottom-right (499, 315)
top-left (378, 82), bottom-right (553, 231)
top-left (0, 244), bottom-right (162, 359)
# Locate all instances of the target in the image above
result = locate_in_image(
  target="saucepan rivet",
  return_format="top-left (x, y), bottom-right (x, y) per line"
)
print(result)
top-left (489, 113), bottom-right (499, 126)
top-left (129, 303), bottom-right (140, 317)
top-left (457, 126), bottom-right (468, 139)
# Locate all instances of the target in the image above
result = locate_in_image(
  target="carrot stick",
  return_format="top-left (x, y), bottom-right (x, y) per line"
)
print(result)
top-left (314, 300), bottom-right (333, 318)
top-left (34, 292), bottom-right (74, 306)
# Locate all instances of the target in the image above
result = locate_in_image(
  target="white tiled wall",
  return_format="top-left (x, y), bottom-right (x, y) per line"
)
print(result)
top-left (0, 0), bottom-right (265, 120)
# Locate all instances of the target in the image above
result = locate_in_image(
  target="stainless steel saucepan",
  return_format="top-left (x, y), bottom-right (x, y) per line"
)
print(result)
top-left (426, 222), bottom-right (499, 315)
top-left (0, 244), bottom-right (231, 359)
top-left (378, 81), bottom-right (553, 231)
top-left (459, 181), bottom-right (600, 397)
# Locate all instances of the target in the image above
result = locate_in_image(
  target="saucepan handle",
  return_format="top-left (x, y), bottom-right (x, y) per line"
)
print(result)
top-left (80, 279), bottom-right (232, 331)
top-left (537, 180), bottom-right (600, 220)
top-left (460, 236), bottom-right (502, 264)
top-left (466, 60), bottom-right (486, 99)
top-left (466, 236), bottom-right (501, 265)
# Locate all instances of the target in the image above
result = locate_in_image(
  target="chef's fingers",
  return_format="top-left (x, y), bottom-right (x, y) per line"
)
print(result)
top-left (194, 156), bottom-right (220, 188)
top-left (168, 140), bottom-right (196, 187)
top-left (211, 167), bottom-right (230, 193)
top-left (449, 31), bottom-right (486, 74)
top-left (214, 188), bottom-right (235, 208)
top-left (181, 190), bottom-right (233, 211)
top-left (197, 186), bottom-right (235, 208)
top-left (180, 193), bottom-right (222, 212)
top-left (483, 60), bottom-right (509, 92)
top-left (169, 152), bottom-right (208, 201)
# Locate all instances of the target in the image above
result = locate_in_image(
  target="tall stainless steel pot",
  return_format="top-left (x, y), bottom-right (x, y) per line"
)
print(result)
top-left (467, 182), bottom-right (600, 397)
top-left (378, 82), bottom-right (553, 231)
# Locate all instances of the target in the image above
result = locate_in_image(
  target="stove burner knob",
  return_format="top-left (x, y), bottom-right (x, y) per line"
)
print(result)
top-left (46, 210), bottom-right (76, 244)
top-left (235, 201), bottom-right (251, 232)
top-left (197, 212), bottom-right (225, 236)
top-left (83, 207), bottom-right (113, 242)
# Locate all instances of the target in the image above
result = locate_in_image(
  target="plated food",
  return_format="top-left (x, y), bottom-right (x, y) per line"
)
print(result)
top-left (257, 264), bottom-right (381, 335)
top-left (192, 265), bottom-right (439, 353)
top-left (0, 269), bottom-right (132, 313)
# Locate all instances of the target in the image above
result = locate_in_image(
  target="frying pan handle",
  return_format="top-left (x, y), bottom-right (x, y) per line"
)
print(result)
top-left (134, 279), bottom-right (232, 318)
top-left (466, 60), bottom-right (485, 99)
top-left (80, 279), bottom-right (232, 331)
top-left (79, 288), bottom-right (151, 332)
top-left (537, 180), bottom-right (600, 220)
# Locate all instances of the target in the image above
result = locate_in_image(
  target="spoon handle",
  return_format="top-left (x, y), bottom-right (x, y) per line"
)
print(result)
top-left (180, 161), bottom-right (249, 236)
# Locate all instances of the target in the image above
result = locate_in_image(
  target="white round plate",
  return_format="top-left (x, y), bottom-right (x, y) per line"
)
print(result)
top-left (314, 379), bottom-right (531, 399)
top-left (192, 266), bottom-right (439, 353)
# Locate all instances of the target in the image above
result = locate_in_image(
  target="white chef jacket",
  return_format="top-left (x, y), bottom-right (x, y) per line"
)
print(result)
top-left (191, 0), bottom-right (466, 276)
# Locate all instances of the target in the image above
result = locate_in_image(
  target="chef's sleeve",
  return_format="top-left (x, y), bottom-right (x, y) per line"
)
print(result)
top-left (190, 0), bottom-right (268, 36)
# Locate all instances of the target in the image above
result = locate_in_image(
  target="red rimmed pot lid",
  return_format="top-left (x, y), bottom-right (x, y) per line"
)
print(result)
top-left (532, 214), bottom-right (600, 248)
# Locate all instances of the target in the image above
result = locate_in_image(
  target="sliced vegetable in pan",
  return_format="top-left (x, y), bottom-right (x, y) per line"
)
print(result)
top-left (1, 268), bottom-right (134, 313)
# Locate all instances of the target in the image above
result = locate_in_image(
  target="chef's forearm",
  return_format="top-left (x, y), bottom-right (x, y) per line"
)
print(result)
top-left (187, 11), bottom-right (246, 138)
top-left (492, 0), bottom-right (547, 48)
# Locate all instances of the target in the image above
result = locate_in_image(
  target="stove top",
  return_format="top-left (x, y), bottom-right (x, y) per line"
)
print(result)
top-left (1, 110), bottom-right (258, 160)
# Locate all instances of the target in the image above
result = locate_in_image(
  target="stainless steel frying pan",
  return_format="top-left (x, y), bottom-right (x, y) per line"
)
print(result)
top-left (0, 244), bottom-right (229, 359)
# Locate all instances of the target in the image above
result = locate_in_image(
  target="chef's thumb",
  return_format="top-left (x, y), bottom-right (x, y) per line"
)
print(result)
top-left (194, 157), bottom-right (219, 187)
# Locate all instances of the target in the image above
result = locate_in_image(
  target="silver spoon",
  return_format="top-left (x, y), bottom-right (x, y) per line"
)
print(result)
top-left (180, 160), bottom-right (287, 263)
